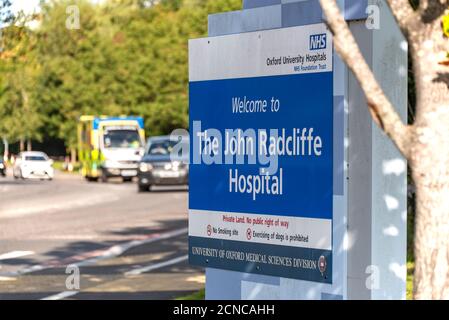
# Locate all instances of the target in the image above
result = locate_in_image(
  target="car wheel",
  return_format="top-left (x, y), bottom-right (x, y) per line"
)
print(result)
top-left (138, 184), bottom-right (149, 192)
top-left (85, 176), bottom-right (98, 182)
top-left (100, 170), bottom-right (108, 183)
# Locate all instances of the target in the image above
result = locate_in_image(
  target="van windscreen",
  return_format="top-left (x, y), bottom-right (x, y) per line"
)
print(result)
top-left (104, 129), bottom-right (142, 149)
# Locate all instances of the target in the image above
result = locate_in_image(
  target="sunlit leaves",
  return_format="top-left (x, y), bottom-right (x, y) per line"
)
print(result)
top-left (441, 9), bottom-right (449, 66)
top-left (1, 0), bottom-right (242, 147)
top-left (443, 10), bottom-right (449, 37)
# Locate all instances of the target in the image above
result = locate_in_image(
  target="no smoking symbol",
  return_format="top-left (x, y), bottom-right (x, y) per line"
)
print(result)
top-left (207, 225), bottom-right (212, 236)
top-left (246, 228), bottom-right (252, 240)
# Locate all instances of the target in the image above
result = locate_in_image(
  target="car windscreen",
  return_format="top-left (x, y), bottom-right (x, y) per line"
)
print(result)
top-left (103, 129), bottom-right (142, 149)
top-left (147, 140), bottom-right (178, 156)
top-left (25, 156), bottom-right (47, 161)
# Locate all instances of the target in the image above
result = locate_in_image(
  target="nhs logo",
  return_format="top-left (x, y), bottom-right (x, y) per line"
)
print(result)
top-left (309, 33), bottom-right (327, 50)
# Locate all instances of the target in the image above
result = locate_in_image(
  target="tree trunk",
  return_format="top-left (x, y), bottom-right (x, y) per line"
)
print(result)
top-left (319, 0), bottom-right (449, 299)
top-left (411, 67), bottom-right (449, 299)
top-left (2, 137), bottom-right (8, 159)
top-left (70, 147), bottom-right (76, 164)
top-left (19, 138), bottom-right (25, 152)
top-left (412, 157), bottom-right (449, 299)
top-left (27, 139), bottom-right (32, 151)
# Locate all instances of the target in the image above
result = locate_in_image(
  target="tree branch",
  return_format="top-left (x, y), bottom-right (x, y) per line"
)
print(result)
top-left (319, 0), bottom-right (412, 158)
top-left (418, 0), bottom-right (449, 24)
top-left (387, 0), bottom-right (421, 36)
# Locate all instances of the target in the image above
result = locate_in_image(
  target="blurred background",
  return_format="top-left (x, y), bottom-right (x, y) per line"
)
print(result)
top-left (1, 0), bottom-right (241, 160)
top-left (0, 0), bottom-right (240, 300)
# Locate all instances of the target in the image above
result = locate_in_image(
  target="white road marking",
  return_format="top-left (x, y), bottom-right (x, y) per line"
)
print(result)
top-left (41, 254), bottom-right (189, 300)
top-left (0, 251), bottom-right (34, 261)
top-left (10, 265), bottom-right (45, 275)
top-left (41, 291), bottom-right (79, 301)
top-left (0, 227), bottom-right (187, 277)
top-left (74, 227), bottom-right (188, 268)
top-left (0, 276), bottom-right (17, 282)
top-left (125, 255), bottom-right (189, 276)
top-left (0, 193), bottom-right (121, 219)
top-left (34, 235), bottom-right (100, 240)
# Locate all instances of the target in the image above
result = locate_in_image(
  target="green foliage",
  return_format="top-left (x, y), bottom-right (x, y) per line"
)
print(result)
top-left (0, 0), bottom-right (242, 149)
top-left (35, 0), bottom-right (111, 147)
top-left (407, 262), bottom-right (414, 300)
top-left (0, 15), bottom-right (43, 143)
top-left (176, 288), bottom-right (205, 300)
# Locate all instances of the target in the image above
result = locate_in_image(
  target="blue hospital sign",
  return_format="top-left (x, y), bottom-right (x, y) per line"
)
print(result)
top-left (188, 24), bottom-right (333, 283)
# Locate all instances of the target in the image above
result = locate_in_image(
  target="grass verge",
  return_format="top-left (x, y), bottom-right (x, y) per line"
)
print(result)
top-left (407, 261), bottom-right (414, 300)
top-left (176, 289), bottom-right (205, 300)
top-left (53, 161), bottom-right (81, 174)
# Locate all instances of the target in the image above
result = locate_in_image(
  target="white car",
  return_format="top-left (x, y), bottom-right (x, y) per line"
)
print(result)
top-left (13, 151), bottom-right (54, 180)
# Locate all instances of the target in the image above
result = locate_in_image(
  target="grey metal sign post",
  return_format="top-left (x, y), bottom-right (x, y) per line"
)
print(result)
top-left (190, 0), bottom-right (407, 300)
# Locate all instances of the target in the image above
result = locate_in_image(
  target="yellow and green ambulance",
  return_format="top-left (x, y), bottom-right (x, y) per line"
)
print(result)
top-left (78, 116), bottom-right (145, 182)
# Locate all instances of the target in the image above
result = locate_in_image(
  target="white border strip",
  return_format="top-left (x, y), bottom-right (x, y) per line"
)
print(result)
top-left (189, 209), bottom-right (331, 250)
top-left (189, 23), bottom-right (333, 82)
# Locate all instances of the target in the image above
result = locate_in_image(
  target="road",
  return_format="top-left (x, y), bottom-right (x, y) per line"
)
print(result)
top-left (0, 170), bottom-right (203, 300)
